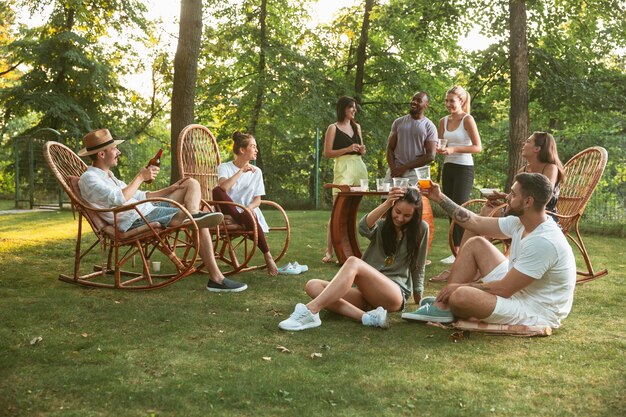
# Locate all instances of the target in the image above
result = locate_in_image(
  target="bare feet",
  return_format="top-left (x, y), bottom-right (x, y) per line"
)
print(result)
top-left (429, 269), bottom-right (451, 282)
top-left (264, 252), bottom-right (278, 276)
top-left (321, 252), bottom-right (334, 263)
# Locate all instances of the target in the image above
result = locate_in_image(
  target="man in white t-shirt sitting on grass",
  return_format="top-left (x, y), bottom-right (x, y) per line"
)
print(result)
top-left (403, 172), bottom-right (576, 329)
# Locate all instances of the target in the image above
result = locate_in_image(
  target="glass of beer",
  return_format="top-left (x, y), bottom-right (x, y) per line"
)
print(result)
top-left (416, 166), bottom-right (431, 189)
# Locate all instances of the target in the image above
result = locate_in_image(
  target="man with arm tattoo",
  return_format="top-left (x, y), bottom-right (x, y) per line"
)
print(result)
top-left (402, 173), bottom-right (576, 329)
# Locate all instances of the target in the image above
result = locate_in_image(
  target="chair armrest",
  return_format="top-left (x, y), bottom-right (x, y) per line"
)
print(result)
top-left (80, 197), bottom-right (198, 236)
top-left (259, 200), bottom-right (286, 211)
top-left (202, 199), bottom-right (258, 230)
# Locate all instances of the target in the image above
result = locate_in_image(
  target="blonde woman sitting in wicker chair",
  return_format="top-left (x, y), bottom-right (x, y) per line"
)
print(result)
top-left (211, 131), bottom-right (279, 276)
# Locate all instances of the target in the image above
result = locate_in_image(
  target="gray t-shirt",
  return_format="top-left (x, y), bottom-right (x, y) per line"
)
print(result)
top-left (390, 114), bottom-right (437, 166)
top-left (358, 215), bottom-right (429, 298)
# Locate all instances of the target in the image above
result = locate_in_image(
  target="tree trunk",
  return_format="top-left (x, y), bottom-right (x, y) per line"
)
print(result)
top-left (170, 0), bottom-right (203, 183)
top-left (507, 0), bottom-right (529, 191)
top-left (354, 0), bottom-right (375, 101)
top-left (249, 0), bottom-right (268, 171)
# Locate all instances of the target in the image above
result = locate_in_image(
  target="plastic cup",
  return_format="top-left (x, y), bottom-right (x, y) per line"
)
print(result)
top-left (382, 182), bottom-right (391, 192)
top-left (415, 166), bottom-right (431, 189)
top-left (359, 179), bottom-right (368, 192)
top-left (437, 138), bottom-right (448, 149)
top-left (151, 261), bottom-right (161, 272)
top-left (392, 177), bottom-right (409, 190)
top-left (376, 178), bottom-right (386, 192)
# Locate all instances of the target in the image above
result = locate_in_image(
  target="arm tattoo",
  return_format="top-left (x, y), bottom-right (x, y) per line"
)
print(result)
top-left (439, 195), bottom-right (472, 224)
top-left (453, 207), bottom-right (471, 224)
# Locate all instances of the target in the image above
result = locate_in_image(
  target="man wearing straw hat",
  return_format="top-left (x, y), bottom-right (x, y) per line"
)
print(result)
top-left (77, 128), bottom-right (247, 293)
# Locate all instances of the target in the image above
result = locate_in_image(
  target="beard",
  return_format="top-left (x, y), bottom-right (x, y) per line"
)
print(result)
top-left (504, 204), bottom-right (524, 217)
top-left (409, 107), bottom-right (419, 116)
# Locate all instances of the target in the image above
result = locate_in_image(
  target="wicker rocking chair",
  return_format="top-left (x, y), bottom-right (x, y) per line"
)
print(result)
top-left (43, 141), bottom-right (200, 290)
top-left (448, 146), bottom-right (608, 284)
top-left (553, 146), bottom-right (608, 283)
top-left (177, 124), bottom-right (290, 275)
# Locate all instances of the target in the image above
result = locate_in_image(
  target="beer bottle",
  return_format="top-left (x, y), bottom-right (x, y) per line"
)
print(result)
top-left (144, 148), bottom-right (162, 184)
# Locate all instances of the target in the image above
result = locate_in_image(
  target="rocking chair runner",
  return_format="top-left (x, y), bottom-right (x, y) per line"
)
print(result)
top-left (448, 146), bottom-right (609, 284)
top-left (177, 124), bottom-right (290, 275)
top-left (43, 141), bottom-right (200, 290)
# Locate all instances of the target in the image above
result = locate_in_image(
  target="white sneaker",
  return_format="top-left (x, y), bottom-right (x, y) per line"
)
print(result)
top-left (292, 261), bottom-right (308, 273)
top-left (278, 303), bottom-right (321, 331)
top-left (362, 306), bottom-right (389, 329)
top-left (440, 254), bottom-right (456, 264)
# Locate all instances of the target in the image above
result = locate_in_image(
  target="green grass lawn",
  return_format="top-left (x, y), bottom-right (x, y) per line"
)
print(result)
top-left (0, 209), bottom-right (624, 417)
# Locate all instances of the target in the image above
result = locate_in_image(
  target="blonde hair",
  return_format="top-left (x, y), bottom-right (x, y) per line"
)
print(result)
top-left (447, 86), bottom-right (471, 114)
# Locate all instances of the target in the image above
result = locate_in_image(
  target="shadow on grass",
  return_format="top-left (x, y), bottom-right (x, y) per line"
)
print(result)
top-left (0, 209), bottom-right (624, 416)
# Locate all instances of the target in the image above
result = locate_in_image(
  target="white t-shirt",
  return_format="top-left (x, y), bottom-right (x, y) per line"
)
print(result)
top-left (217, 161), bottom-right (269, 233)
top-left (79, 166), bottom-right (154, 231)
top-left (443, 115), bottom-right (473, 166)
top-left (498, 216), bottom-right (576, 324)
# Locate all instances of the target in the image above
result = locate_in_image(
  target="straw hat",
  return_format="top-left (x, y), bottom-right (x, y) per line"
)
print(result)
top-left (78, 129), bottom-right (124, 156)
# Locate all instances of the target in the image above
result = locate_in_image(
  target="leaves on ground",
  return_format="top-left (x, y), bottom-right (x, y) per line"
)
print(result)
top-left (276, 345), bottom-right (291, 353)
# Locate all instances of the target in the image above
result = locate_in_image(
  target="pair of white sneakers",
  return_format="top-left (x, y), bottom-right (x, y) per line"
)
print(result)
top-left (277, 262), bottom-right (308, 275)
top-left (278, 303), bottom-right (389, 331)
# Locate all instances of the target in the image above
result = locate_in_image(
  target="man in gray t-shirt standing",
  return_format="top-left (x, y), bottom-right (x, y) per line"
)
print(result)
top-left (385, 91), bottom-right (438, 181)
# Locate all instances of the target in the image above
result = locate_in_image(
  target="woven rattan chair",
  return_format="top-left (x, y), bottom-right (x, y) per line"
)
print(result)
top-left (448, 146), bottom-right (608, 284)
top-left (177, 124), bottom-right (290, 275)
top-left (553, 146), bottom-right (608, 283)
top-left (43, 141), bottom-right (200, 289)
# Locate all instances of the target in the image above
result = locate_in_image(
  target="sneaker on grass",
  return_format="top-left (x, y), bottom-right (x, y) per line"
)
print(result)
top-left (278, 303), bottom-right (321, 331)
top-left (419, 296), bottom-right (436, 307)
top-left (439, 254), bottom-right (456, 265)
top-left (362, 306), bottom-right (389, 329)
top-left (206, 277), bottom-right (247, 293)
top-left (401, 303), bottom-right (454, 323)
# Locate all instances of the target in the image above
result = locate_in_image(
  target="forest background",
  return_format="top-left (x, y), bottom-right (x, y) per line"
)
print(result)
top-left (1, 0), bottom-right (624, 232)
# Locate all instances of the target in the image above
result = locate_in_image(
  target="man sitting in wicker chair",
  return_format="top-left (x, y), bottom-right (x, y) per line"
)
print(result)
top-left (403, 173), bottom-right (576, 329)
top-left (77, 128), bottom-right (247, 293)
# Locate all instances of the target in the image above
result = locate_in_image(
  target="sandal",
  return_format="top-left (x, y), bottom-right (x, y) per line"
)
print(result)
top-left (429, 269), bottom-right (451, 282)
top-left (321, 253), bottom-right (334, 263)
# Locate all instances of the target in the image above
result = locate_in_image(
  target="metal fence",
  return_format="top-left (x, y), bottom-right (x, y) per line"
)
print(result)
top-left (6, 130), bottom-right (625, 231)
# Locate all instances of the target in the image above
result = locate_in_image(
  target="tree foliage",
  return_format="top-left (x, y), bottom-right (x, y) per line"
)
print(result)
top-left (0, 0), bottom-right (151, 139)
top-left (1, 0), bottom-right (624, 220)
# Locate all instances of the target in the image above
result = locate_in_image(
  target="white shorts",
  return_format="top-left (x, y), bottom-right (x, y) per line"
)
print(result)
top-left (482, 260), bottom-right (509, 283)
top-left (482, 261), bottom-right (560, 328)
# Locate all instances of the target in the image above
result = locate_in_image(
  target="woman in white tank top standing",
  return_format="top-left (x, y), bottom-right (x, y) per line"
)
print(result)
top-left (435, 86), bottom-right (482, 267)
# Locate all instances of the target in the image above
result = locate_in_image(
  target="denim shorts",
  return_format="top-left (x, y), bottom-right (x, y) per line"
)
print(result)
top-left (129, 203), bottom-right (179, 230)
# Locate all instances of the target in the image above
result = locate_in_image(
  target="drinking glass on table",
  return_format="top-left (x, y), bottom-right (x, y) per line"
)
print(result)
top-left (392, 177), bottom-right (409, 190)
top-left (359, 179), bottom-right (369, 192)
top-left (376, 178), bottom-right (391, 192)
